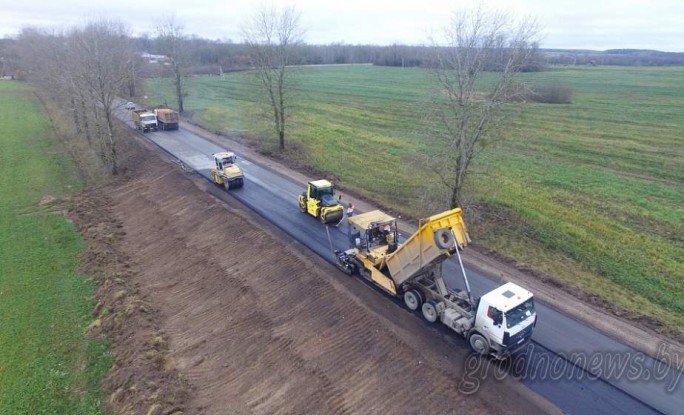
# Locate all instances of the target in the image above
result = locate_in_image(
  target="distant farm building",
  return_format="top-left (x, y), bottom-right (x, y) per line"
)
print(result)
top-left (139, 52), bottom-right (170, 65)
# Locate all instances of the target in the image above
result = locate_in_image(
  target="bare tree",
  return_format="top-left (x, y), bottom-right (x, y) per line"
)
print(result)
top-left (16, 23), bottom-right (133, 178)
top-left (71, 19), bottom-right (134, 175)
top-left (425, 6), bottom-right (541, 208)
top-left (17, 27), bottom-right (93, 143)
top-left (243, 6), bottom-right (304, 151)
top-left (156, 16), bottom-right (188, 113)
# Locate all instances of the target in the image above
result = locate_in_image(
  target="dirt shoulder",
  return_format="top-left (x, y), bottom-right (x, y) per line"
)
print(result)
top-left (71, 136), bottom-right (560, 414)
top-left (180, 120), bottom-right (683, 363)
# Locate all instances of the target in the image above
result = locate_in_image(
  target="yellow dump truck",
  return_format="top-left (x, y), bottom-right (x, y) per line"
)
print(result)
top-left (335, 208), bottom-right (536, 358)
top-left (210, 152), bottom-right (244, 189)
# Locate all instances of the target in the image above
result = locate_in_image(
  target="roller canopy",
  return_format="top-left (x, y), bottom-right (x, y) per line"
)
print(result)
top-left (348, 210), bottom-right (395, 229)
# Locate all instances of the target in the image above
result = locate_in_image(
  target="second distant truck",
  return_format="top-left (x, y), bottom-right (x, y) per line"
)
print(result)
top-left (155, 107), bottom-right (179, 130)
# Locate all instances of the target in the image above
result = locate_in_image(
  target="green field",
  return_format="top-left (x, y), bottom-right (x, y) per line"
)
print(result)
top-left (145, 65), bottom-right (684, 336)
top-left (0, 82), bottom-right (110, 414)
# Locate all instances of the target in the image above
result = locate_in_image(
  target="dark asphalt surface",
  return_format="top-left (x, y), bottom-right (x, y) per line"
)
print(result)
top-left (117, 106), bottom-right (682, 415)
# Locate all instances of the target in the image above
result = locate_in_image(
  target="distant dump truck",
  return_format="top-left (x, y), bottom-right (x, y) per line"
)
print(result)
top-left (335, 208), bottom-right (537, 359)
top-left (154, 107), bottom-right (179, 130)
top-left (132, 109), bottom-right (158, 132)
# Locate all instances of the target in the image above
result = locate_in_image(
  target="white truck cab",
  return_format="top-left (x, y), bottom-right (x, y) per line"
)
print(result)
top-left (132, 109), bottom-right (158, 132)
top-left (473, 282), bottom-right (536, 357)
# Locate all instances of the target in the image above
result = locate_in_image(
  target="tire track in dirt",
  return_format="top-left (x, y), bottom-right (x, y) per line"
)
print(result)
top-left (101, 153), bottom-right (555, 415)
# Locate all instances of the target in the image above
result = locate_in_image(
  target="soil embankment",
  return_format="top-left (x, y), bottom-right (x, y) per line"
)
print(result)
top-left (71, 140), bottom-right (558, 414)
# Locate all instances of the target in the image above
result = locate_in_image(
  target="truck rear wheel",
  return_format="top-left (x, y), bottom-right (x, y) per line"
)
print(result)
top-left (421, 301), bottom-right (438, 323)
top-left (468, 333), bottom-right (490, 356)
top-left (404, 290), bottom-right (423, 311)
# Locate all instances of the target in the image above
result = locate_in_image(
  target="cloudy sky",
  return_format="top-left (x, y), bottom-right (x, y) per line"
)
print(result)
top-left (1, 0), bottom-right (682, 51)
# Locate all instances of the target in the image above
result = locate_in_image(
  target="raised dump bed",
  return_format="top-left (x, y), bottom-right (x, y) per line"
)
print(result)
top-left (386, 208), bottom-right (470, 286)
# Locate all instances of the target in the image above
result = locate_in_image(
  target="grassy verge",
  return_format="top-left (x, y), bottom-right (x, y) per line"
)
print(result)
top-left (144, 65), bottom-right (684, 338)
top-left (0, 81), bottom-right (110, 414)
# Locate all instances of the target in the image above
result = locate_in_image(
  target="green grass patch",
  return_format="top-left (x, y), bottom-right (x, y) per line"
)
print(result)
top-left (0, 81), bottom-right (110, 414)
top-left (144, 65), bottom-right (684, 336)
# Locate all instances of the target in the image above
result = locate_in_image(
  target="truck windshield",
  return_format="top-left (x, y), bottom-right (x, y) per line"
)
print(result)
top-left (505, 298), bottom-right (535, 329)
top-left (142, 115), bottom-right (156, 122)
top-left (221, 157), bottom-right (234, 165)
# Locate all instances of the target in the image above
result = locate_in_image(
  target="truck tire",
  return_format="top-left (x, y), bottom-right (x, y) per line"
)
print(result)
top-left (434, 228), bottom-right (455, 249)
top-left (298, 196), bottom-right (307, 212)
top-left (468, 333), bottom-right (490, 356)
top-left (404, 290), bottom-right (423, 311)
top-left (421, 301), bottom-right (438, 323)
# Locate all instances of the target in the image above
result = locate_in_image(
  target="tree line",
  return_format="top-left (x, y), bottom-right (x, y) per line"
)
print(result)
top-left (125, 41), bottom-right (684, 75)
top-left (133, 38), bottom-right (544, 73)
top-left (544, 49), bottom-right (684, 66)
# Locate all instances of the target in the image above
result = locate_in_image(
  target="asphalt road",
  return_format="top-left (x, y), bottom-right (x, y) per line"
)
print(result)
top-left (118, 108), bottom-right (682, 415)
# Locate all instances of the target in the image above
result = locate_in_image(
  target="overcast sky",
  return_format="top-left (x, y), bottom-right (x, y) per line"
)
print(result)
top-left (1, 0), bottom-right (682, 52)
